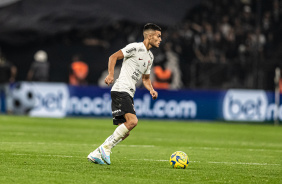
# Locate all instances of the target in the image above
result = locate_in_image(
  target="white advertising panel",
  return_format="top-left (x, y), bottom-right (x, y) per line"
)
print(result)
top-left (223, 89), bottom-right (268, 121)
top-left (29, 82), bottom-right (69, 118)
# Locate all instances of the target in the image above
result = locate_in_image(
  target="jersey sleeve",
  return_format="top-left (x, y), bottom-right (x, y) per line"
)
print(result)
top-left (144, 53), bottom-right (154, 75)
top-left (121, 43), bottom-right (138, 58)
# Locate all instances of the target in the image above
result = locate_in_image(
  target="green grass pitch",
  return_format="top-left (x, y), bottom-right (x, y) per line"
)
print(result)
top-left (0, 115), bottom-right (281, 184)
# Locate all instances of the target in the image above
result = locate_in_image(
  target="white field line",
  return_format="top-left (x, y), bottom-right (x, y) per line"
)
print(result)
top-left (2, 142), bottom-right (282, 153)
top-left (129, 159), bottom-right (280, 166)
top-left (185, 146), bottom-right (282, 153)
top-left (207, 161), bottom-right (280, 166)
top-left (0, 142), bottom-right (155, 148)
top-left (2, 134), bottom-right (282, 148)
top-left (6, 153), bottom-right (281, 166)
top-left (11, 153), bottom-right (77, 158)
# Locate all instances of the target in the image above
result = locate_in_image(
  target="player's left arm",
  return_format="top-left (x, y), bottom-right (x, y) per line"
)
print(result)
top-left (105, 50), bottom-right (124, 85)
top-left (142, 74), bottom-right (158, 100)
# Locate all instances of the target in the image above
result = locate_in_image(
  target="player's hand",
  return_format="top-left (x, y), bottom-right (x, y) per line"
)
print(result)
top-left (150, 90), bottom-right (158, 100)
top-left (105, 74), bottom-right (114, 86)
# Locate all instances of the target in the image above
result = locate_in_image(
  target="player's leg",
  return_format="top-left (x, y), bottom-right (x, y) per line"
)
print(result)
top-left (119, 122), bottom-right (130, 139)
top-left (87, 118), bottom-right (129, 165)
top-left (89, 92), bottom-right (135, 165)
top-left (87, 129), bottom-right (129, 165)
top-left (123, 113), bottom-right (138, 130)
top-left (90, 114), bottom-right (137, 165)
top-left (98, 122), bottom-right (130, 164)
top-left (102, 113), bottom-right (137, 148)
top-left (87, 123), bottom-right (128, 165)
top-left (101, 113), bottom-right (137, 151)
top-left (111, 123), bottom-right (130, 148)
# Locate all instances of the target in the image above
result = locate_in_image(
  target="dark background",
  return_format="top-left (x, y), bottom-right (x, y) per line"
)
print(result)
top-left (0, 0), bottom-right (281, 90)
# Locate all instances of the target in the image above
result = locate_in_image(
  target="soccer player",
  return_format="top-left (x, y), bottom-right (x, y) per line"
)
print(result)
top-left (87, 23), bottom-right (162, 165)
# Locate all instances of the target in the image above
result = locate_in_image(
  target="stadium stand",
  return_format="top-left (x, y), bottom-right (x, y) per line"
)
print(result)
top-left (0, 0), bottom-right (281, 90)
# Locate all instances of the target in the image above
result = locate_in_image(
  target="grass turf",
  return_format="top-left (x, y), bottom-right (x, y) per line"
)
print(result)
top-left (0, 115), bottom-right (281, 184)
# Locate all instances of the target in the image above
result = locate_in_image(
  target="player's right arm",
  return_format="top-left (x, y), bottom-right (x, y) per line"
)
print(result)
top-left (105, 50), bottom-right (124, 86)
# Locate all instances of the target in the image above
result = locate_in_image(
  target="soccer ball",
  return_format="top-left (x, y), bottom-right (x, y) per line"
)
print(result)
top-left (11, 82), bottom-right (36, 115)
top-left (170, 151), bottom-right (189, 169)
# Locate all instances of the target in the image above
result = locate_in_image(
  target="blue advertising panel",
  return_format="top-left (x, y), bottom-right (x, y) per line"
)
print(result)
top-left (68, 85), bottom-right (112, 116)
top-left (134, 89), bottom-right (226, 120)
top-left (67, 86), bottom-right (282, 122)
top-left (8, 82), bottom-right (282, 122)
top-left (67, 85), bottom-right (226, 120)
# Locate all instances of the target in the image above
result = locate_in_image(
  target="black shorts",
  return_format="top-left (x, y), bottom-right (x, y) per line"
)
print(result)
top-left (111, 91), bottom-right (136, 125)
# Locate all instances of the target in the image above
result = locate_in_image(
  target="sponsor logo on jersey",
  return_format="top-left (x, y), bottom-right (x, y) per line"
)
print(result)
top-left (126, 47), bottom-right (136, 53)
top-left (143, 62), bottom-right (146, 67)
top-left (149, 53), bottom-right (153, 60)
top-left (139, 58), bottom-right (143, 60)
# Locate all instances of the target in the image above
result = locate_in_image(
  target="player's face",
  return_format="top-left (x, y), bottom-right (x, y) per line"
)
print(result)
top-left (150, 31), bottom-right (162, 48)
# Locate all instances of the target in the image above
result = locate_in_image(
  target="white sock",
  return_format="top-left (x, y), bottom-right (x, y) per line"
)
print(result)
top-left (112, 138), bottom-right (123, 148)
top-left (102, 136), bottom-right (123, 148)
top-left (102, 123), bottom-right (129, 149)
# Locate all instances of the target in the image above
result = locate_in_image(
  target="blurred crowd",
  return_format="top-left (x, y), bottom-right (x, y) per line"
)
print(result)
top-left (174, 0), bottom-right (281, 89)
top-left (81, 0), bottom-right (282, 90)
top-left (1, 0), bottom-right (281, 91)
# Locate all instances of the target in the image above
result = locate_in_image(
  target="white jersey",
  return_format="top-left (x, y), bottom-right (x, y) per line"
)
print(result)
top-left (111, 42), bottom-right (154, 97)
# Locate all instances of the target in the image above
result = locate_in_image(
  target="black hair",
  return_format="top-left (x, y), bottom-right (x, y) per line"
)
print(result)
top-left (143, 23), bottom-right (161, 32)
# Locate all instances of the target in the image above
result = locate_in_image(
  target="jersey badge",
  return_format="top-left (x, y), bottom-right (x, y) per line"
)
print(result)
top-left (147, 60), bottom-right (150, 69)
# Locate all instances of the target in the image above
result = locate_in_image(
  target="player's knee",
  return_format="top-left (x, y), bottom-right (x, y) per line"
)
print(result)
top-left (129, 117), bottom-right (138, 128)
top-left (124, 114), bottom-right (138, 129)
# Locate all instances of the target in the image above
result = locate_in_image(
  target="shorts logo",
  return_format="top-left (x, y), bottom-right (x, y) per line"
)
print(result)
top-left (112, 109), bottom-right (121, 114)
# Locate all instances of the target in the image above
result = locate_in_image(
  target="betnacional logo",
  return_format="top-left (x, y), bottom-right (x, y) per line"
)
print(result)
top-left (223, 90), bottom-right (268, 121)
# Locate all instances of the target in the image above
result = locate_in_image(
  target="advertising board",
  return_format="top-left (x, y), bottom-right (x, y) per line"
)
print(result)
top-left (7, 82), bottom-right (282, 122)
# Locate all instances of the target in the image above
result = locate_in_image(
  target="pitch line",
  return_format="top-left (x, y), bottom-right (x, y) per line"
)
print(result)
top-left (2, 142), bottom-right (282, 152)
top-left (207, 161), bottom-right (280, 166)
top-left (0, 142), bottom-right (155, 148)
top-left (129, 159), bottom-right (280, 166)
top-left (186, 146), bottom-right (282, 153)
top-left (11, 153), bottom-right (76, 158)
